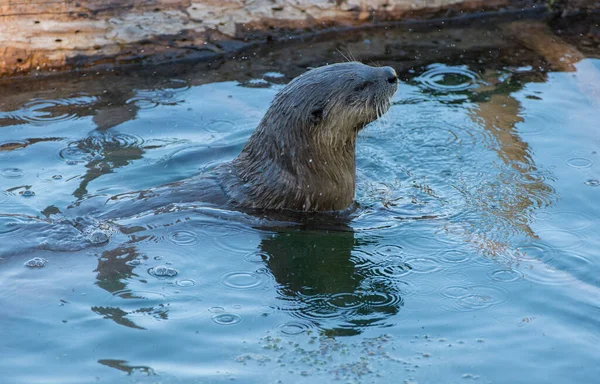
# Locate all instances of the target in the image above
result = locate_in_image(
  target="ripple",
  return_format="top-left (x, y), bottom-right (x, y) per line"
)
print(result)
top-left (208, 306), bottom-right (225, 313)
top-left (221, 271), bottom-right (265, 290)
top-left (167, 230), bottom-right (200, 246)
top-left (0, 140), bottom-right (28, 151)
top-left (244, 251), bottom-right (271, 264)
top-left (534, 229), bottom-right (585, 251)
top-left (0, 215), bottom-right (34, 237)
top-left (488, 268), bottom-right (524, 283)
top-left (211, 313), bottom-right (242, 325)
top-left (438, 250), bottom-right (471, 264)
top-left (126, 81), bottom-right (189, 110)
top-left (584, 179), bottom-right (600, 187)
top-left (566, 157), bottom-right (593, 168)
top-left (403, 257), bottom-right (441, 274)
top-left (18, 96), bottom-right (97, 124)
top-left (374, 244), bottom-right (405, 259)
top-left (0, 168), bottom-right (24, 179)
top-left (148, 265), bottom-right (179, 278)
top-left (176, 279), bottom-right (197, 287)
top-left (327, 293), bottom-right (364, 310)
top-left (20, 190), bottom-right (35, 198)
top-left (37, 169), bottom-right (64, 182)
top-left (24, 257), bottom-right (47, 268)
top-left (445, 285), bottom-right (510, 311)
top-left (415, 64), bottom-right (482, 92)
top-left (371, 263), bottom-right (412, 278)
top-left (515, 243), bottom-right (558, 263)
top-left (278, 321), bottom-right (312, 335)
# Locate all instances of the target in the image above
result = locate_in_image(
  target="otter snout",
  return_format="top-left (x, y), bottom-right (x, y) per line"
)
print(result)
top-left (382, 66), bottom-right (398, 84)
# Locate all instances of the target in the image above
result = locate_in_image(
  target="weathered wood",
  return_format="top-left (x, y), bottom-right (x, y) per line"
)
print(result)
top-left (0, 0), bottom-right (597, 76)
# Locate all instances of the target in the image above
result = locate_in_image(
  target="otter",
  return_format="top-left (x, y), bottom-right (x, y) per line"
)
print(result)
top-left (84, 62), bottom-right (398, 219)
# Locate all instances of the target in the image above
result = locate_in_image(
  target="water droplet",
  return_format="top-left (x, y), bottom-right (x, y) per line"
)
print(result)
top-left (52, 174), bottom-right (63, 180)
top-left (221, 271), bottom-right (264, 290)
top-left (25, 257), bottom-right (47, 268)
top-left (208, 306), bottom-right (225, 313)
top-left (125, 259), bottom-right (142, 267)
top-left (176, 279), bottom-right (196, 287)
top-left (148, 265), bottom-right (178, 278)
top-left (566, 157), bottom-right (593, 168)
top-left (0, 168), bottom-right (24, 179)
top-left (89, 231), bottom-right (109, 244)
top-left (211, 313), bottom-right (242, 325)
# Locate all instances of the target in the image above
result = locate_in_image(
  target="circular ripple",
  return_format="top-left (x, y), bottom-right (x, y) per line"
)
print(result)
top-left (534, 229), bottom-right (585, 251)
top-left (403, 257), bottom-right (441, 274)
top-left (447, 285), bottom-right (510, 311)
top-left (176, 279), bottom-right (197, 287)
top-left (416, 64), bottom-right (482, 92)
top-left (488, 269), bottom-right (524, 283)
top-left (584, 179), bottom-right (600, 187)
top-left (20, 190), bottom-right (35, 198)
top-left (37, 169), bottom-right (64, 182)
top-left (0, 168), bottom-right (24, 179)
top-left (167, 230), bottom-right (199, 246)
top-left (244, 251), bottom-right (271, 264)
top-left (515, 243), bottom-right (558, 263)
top-left (278, 321), bottom-right (312, 335)
top-left (208, 306), bottom-right (225, 313)
top-left (221, 271), bottom-right (264, 290)
top-left (439, 250), bottom-right (471, 264)
top-left (0, 140), bottom-right (27, 151)
top-left (566, 158), bottom-right (593, 168)
top-left (148, 265), bottom-right (179, 278)
top-left (327, 293), bottom-right (364, 310)
top-left (441, 285), bottom-right (471, 299)
top-left (373, 244), bottom-right (405, 259)
top-left (24, 257), bottom-right (47, 268)
top-left (21, 96), bottom-right (96, 124)
top-left (126, 81), bottom-right (189, 110)
top-left (211, 313), bottom-right (242, 325)
top-left (371, 263), bottom-right (412, 278)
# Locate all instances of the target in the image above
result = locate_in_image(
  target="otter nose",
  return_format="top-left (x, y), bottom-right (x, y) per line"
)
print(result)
top-left (383, 66), bottom-right (398, 84)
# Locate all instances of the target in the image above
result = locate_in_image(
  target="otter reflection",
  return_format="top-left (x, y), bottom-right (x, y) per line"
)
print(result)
top-left (89, 217), bottom-right (404, 336)
top-left (261, 224), bottom-right (403, 336)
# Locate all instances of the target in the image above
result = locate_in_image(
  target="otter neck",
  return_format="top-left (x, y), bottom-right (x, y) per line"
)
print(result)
top-left (232, 121), bottom-right (359, 212)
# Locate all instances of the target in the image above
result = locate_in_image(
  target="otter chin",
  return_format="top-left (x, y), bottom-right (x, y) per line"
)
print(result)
top-left (222, 62), bottom-right (398, 212)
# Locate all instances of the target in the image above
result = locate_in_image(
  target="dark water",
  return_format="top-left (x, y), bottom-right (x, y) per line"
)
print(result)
top-left (1, 16), bottom-right (599, 383)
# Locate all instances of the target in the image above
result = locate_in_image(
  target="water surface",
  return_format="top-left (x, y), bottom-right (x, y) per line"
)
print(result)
top-left (1, 16), bottom-right (599, 384)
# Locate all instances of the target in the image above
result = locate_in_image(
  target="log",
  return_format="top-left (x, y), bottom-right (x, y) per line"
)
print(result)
top-left (0, 0), bottom-right (597, 76)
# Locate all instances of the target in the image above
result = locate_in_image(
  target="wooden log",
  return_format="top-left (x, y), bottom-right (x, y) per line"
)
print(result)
top-left (0, 0), bottom-right (597, 76)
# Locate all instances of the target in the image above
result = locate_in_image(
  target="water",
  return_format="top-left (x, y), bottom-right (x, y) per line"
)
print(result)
top-left (1, 16), bottom-right (599, 383)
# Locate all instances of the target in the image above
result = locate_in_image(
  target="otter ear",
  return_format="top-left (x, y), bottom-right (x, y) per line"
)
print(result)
top-left (310, 106), bottom-right (324, 124)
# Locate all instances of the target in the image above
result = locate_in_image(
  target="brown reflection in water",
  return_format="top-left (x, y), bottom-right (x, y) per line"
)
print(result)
top-left (98, 359), bottom-right (155, 376)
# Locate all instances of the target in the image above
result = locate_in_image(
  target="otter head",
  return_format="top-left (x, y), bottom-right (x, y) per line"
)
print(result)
top-left (231, 62), bottom-right (398, 212)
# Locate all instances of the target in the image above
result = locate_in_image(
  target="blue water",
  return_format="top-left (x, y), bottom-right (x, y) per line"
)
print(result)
top-left (1, 23), bottom-right (600, 383)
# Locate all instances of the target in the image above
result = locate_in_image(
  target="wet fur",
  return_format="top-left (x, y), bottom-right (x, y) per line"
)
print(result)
top-left (221, 62), bottom-right (397, 212)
